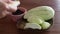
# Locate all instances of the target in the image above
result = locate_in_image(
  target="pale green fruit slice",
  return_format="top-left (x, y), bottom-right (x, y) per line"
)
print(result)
top-left (24, 6), bottom-right (55, 20)
top-left (24, 23), bottom-right (41, 30)
top-left (41, 22), bottom-right (51, 29)
top-left (27, 16), bottom-right (44, 24)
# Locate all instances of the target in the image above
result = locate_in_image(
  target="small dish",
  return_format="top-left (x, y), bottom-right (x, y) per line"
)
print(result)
top-left (17, 17), bottom-right (53, 31)
top-left (10, 7), bottom-right (53, 31)
top-left (8, 7), bottom-right (27, 22)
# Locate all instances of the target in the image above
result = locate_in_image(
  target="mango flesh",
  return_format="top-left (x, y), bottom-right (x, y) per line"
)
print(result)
top-left (27, 16), bottom-right (44, 24)
top-left (24, 23), bottom-right (41, 30)
top-left (41, 22), bottom-right (51, 29)
top-left (23, 6), bottom-right (54, 30)
top-left (24, 6), bottom-right (55, 20)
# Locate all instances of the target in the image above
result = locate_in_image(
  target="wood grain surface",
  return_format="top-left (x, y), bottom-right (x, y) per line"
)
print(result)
top-left (0, 0), bottom-right (60, 34)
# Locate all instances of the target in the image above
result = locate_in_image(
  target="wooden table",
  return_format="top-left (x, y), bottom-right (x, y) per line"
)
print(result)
top-left (0, 0), bottom-right (60, 34)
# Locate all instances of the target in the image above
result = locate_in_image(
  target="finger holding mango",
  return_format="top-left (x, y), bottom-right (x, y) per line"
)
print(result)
top-left (0, 0), bottom-right (20, 18)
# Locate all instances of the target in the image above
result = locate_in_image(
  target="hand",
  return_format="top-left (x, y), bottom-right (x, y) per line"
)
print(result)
top-left (0, 0), bottom-right (20, 18)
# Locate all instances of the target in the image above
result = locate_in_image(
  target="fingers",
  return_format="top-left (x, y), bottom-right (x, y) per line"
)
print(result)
top-left (0, 0), bottom-right (21, 18)
top-left (0, 0), bottom-right (20, 12)
top-left (0, 0), bottom-right (11, 3)
top-left (0, 1), bottom-right (9, 11)
top-left (7, 1), bottom-right (20, 12)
